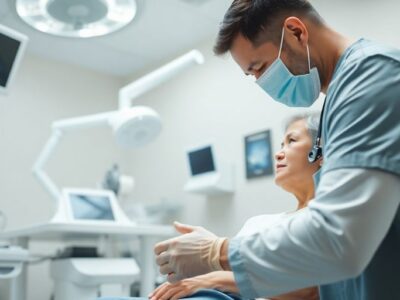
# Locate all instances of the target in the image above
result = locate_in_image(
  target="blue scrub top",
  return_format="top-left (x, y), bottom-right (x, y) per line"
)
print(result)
top-left (319, 38), bottom-right (400, 300)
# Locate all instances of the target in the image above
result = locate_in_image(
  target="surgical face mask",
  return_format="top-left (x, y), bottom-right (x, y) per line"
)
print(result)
top-left (256, 28), bottom-right (321, 107)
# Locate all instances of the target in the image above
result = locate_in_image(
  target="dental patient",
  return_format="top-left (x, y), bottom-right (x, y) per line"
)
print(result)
top-left (100, 112), bottom-right (322, 300)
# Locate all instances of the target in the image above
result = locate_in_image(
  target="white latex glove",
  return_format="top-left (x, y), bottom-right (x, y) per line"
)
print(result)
top-left (154, 221), bottom-right (227, 283)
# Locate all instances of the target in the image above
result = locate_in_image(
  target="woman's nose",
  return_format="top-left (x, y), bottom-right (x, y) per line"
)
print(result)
top-left (275, 150), bottom-right (285, 161)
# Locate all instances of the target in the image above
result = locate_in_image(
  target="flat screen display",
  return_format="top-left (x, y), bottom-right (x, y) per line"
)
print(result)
top-left (188, 146), bottom-right (215, 176)
top-left (69, 193), bottom-right (115, 221)
top-left (0, 33), bottom-right (21, 88)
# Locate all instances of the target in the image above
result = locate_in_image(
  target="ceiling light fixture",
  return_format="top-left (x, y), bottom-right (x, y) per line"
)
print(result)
top-left (16, 0), bottom-right (137, 38)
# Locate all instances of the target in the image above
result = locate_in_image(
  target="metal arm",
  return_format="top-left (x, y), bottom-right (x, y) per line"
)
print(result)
top-left (33, 49), bottom-right (204, 203)
top-left (32, 112), bottom-right (114, 201)
top-left (32, 129), bottom-right (63, 200)
top-left (118, 50), bottom-right (204, 109)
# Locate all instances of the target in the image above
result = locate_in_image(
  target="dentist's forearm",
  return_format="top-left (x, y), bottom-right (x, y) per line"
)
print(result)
top-left (220, 239), bottom-right (232, 271)
top-left (228, 169), bottom-right (400, 298)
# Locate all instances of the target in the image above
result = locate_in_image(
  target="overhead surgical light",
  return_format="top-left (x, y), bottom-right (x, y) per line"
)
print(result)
top-left (16, 0), bottom-right (137, 38)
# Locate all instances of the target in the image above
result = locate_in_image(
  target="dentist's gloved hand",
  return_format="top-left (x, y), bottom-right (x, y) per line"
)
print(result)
top-left (154, 221), bottom-right (227, 283)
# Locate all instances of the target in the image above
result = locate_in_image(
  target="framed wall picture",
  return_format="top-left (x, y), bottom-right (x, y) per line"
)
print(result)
top-left (245, 129), bottom-right (274, 179)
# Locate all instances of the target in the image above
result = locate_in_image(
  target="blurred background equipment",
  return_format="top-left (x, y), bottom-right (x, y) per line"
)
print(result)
top-left (32, 49), bottom-right (203, 204)
top-left (102, 164), bottom-right (135, 197)
top-left (0, 22), bottom-right (29, 300)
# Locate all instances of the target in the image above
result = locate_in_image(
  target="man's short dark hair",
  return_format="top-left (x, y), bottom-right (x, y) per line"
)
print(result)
top-left (213, 0), bottom-right (323, 55)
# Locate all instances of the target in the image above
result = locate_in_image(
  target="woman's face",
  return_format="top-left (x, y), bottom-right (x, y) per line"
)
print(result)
top-left (274, 119), bottom-right (320, 191)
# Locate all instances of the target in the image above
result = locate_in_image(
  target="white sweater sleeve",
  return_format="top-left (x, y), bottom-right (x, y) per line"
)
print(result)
top-left (228, 168), bottom-right (400, 298)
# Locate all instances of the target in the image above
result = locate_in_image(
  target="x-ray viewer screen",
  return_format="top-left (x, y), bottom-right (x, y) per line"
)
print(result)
top-left (0, 33), bottom-right (20, 88)
top-left (69, 194), bottom-right (115, 221)
top-left (188, 146), bottom-right (215, 176)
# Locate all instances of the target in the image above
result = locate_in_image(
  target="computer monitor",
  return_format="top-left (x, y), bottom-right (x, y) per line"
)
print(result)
top-left (69, 193), bottom-right (115, 221)
top-left (187, 145), bottom-right (216, 176)
top-left (184, 143), bottom-right (234, 195)
top-left (61, 188), bottom-right (132, 225)
top-left (0, 23), bottom-right (28, 95)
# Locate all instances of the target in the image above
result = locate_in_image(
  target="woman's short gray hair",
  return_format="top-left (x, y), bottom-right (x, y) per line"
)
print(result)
top-left (284, 112), bottom-right (321, 144)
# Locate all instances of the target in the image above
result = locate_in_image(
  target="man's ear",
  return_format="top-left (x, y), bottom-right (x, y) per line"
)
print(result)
top-left (284, 17), bottom-right (309, 46)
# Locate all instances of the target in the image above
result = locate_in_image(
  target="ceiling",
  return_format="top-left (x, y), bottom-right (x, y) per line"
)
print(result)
top-left (0, 0), bottom-right (232, 77)
top-left (1, 0), bottom-right (399, 78)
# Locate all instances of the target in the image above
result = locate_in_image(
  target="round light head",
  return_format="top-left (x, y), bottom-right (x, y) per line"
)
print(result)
top-left (16, 0), bottom-right (137, 38)
top-left (109, 106), bottom-right (162, 148)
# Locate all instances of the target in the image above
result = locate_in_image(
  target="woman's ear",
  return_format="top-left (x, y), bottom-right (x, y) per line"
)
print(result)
top-left (318, 157), bottom-right (324, 167)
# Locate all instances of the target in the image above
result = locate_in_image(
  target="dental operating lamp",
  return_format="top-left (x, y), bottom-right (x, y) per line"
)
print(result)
top-left (33, 50), bottom-right (204, 202)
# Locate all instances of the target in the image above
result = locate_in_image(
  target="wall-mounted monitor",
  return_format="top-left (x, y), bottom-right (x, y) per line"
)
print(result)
top-left (0, 23), bottom-right (28, 95)
top-left (187, 145), bottom-right (216, 176)
top-left (184, 143), bottom-right (234, 196)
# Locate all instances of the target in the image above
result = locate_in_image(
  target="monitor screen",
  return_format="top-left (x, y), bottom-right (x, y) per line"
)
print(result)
top-left (69, 193), bottom-right (115, 221)
top-left (188, 146), bottom-right (215, 176)
top-left (0, 32), bottom-right (21, 89)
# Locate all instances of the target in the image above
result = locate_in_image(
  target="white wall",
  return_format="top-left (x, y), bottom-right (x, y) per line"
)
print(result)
top-left (313, 0), bottom-right (400, 49)
top-left (0, 54), bottom-right (126, 299)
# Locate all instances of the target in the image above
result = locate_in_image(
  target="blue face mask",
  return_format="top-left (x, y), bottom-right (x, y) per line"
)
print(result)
top-left (256, 28), bottom-right (321, 107)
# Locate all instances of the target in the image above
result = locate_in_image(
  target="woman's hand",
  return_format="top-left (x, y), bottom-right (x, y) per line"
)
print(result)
top-left (148, 275), bottom-right (213, 300)
top-left (148, 271), bottom-right (238, 300)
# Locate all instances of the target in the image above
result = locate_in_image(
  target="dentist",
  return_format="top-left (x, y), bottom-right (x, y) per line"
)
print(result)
top-left (154, 1), bottom-right (400, 299)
